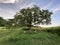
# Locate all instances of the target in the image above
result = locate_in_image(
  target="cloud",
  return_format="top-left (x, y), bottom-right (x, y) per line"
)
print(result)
top-left (20, 3), bottom-right (34, 9)
top-left (0, 8), bottom-right (1, 10)
top-left (0, 7), bottom-right (16, 19)
top-left (51, 4), bottom-right (60, 13)
top-left (42, 0), bottom-right (52, 9)
top-left (15, 0), bottom-right (35, 9)
top-left (0, 0), bottom-right (19, 3)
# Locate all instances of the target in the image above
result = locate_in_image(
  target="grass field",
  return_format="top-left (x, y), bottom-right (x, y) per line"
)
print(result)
top-left (0, 26), bottom-right (60, 45)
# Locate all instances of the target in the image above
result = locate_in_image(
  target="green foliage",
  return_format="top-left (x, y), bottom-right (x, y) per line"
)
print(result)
top-left (14, 5), bottom-right (52, 29)
top-left (0, 17), bottom-right (6, 27)
top-left (45, 26), bottom-right (60, 36)
top-left (22, 26), bottom-right (30, 30)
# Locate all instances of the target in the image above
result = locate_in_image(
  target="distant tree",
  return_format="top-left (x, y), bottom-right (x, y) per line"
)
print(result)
top-left (5, 19), bottom-right (15, 28)
top-left (0, 17), bottom-right (6, 27)
top-left (14, 5), bottom-right (52, 30)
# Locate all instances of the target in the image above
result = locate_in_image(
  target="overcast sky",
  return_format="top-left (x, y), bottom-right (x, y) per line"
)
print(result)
top-left (0, 0), bottom-right (60, 27)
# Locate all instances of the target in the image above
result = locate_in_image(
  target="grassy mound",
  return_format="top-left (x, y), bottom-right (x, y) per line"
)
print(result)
top-left (0, 26), bottom-right (60, 45)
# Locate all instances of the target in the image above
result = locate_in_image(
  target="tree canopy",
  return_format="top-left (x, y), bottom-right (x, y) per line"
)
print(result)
top-left (14, 5), bottom-right (52, 29)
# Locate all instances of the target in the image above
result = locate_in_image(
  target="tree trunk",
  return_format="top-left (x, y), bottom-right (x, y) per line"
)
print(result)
top-left (29, 24), bottom-right (32, 31)
top-left (28, 22), bottom-right (33, 31)
top-left (28, 20), bottom-right (32, 31)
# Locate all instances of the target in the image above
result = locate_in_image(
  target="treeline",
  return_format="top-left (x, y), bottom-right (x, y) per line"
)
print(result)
top-left (0, 5), bottom-right (52, 29)
top-left (0, 17), bottom-right (6, 27)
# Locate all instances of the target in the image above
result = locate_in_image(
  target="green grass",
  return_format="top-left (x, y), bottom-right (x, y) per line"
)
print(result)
top-left (0, 26), bottom-right (60, 45)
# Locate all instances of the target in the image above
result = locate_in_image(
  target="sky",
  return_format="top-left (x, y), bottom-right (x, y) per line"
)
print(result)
top-left (0, 0), bottom-right (60, 27)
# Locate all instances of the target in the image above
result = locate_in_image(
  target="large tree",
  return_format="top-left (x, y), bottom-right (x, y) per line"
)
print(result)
top-left (14, 5), bottom-right (52, 30)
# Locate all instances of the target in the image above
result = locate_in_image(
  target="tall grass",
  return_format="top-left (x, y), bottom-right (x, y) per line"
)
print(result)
top-left (0, 26), bottom-right (60, 45)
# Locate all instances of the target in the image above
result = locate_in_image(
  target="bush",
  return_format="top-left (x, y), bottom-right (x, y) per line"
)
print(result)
top-left (22, 27), bottom-right (30, 30)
